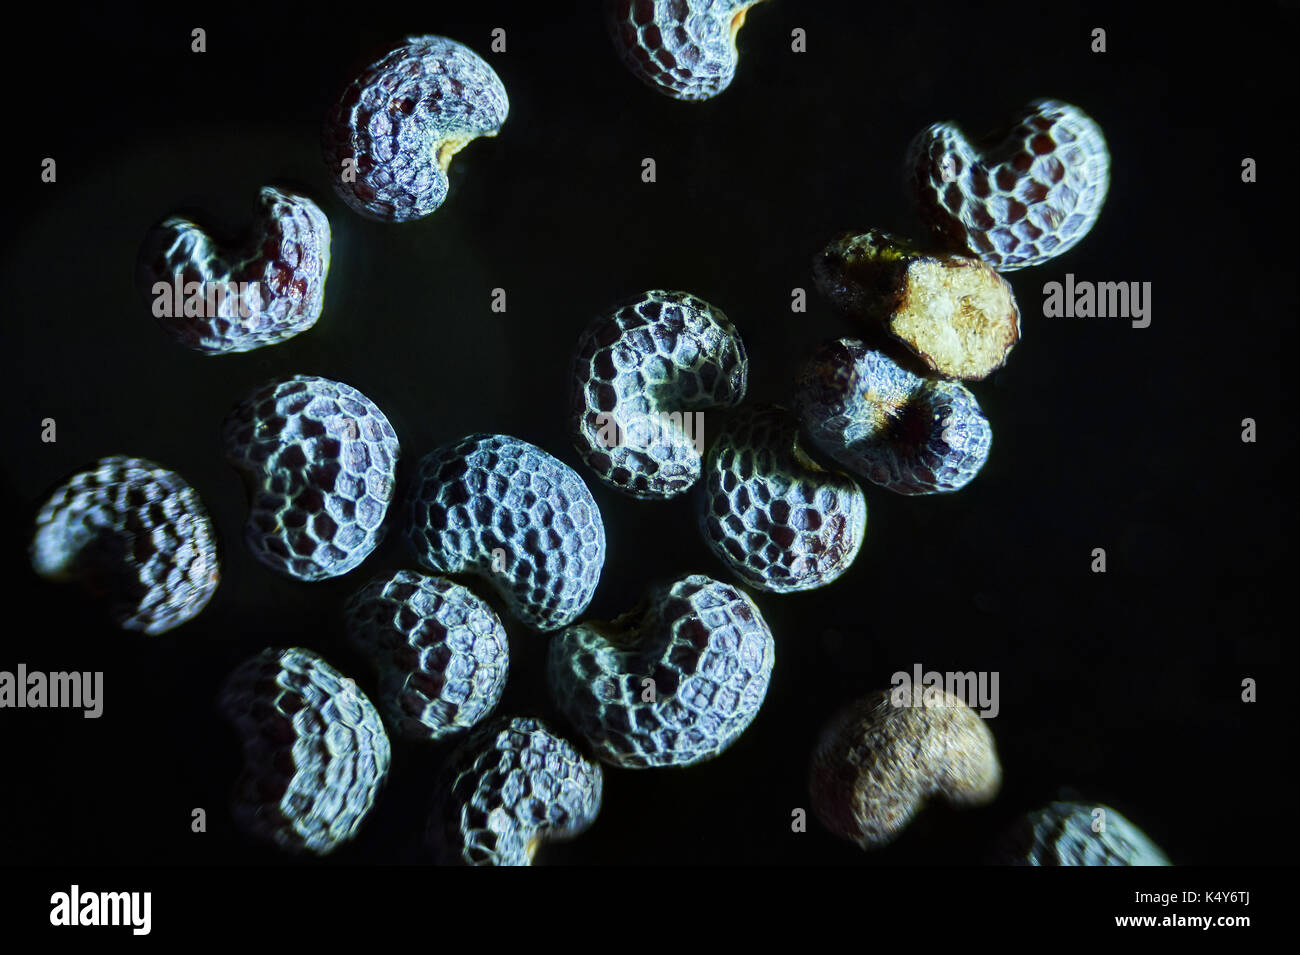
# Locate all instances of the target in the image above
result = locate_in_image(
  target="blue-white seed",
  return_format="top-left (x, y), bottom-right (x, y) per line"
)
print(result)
top-left (222, 375), bottom-right (400, 581)
top-left (698, 405), bottom-right (866, 593)
top-left (907, 99), bottom-right (1110, 271)
top-left (31, 456), bottom-right (219, 634)
top-left (344, 570), bottom-right (509, 742)
top-left (607, 0), bottom-right (766, 101)
top-left (219, 647), bottom-right (391, 855)
top-left (137, 187), bottom-right (330, 354)
top-left (570, 289), bottom-right (748, 500)
top-left (323, 35), bottom-right (509, 223)
top-left (548, 573), bottom-right (775, 768)
top-left (427, 716), bottom-right (603, 866)
top-left (995, 801), bottom-right (1171, 866)
top-left (407, 434), bottom-right (606, 632)
top-left (795, 339), bottom-right (991, 495)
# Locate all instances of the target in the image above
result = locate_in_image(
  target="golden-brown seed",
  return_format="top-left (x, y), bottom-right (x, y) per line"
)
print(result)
top-left (815, 230), bottom-right (1020, 381)
top-left (809, 687), bottom-right (1001, 850)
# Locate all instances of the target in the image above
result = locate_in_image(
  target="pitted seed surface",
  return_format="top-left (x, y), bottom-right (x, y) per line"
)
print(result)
top-left (796, 339), bottom-right (991, 495)
top-left (571, 289), bottom-right (748, 500)
top-left (219, 646), bottom-right (391, 855)
top-left (427, 716), bottom-right (603, 866)
top-left (323, 35), bottom-right (508, 222)
top-left (548, 573), bottom-right (774, 768)
top-left (607, 0), bottom-right (765, 101)
top-left (31, 456), bottom-right (219, 634)
top-left (344, 570), bottom-right (508, 741)
top-left (222, 376), bottom-right (400, 581)
top-left (907, 99), bottom-right (1109, 271)
top-left (407, 434), bottom-right (606, 632)
top-left (995, 801), bottom-right (1171, 866)
top-left (698, 405), bottom-right (866, 593)
top-left (137, 187), bottom-right (330, 355)
top-left (809, 688), bottom-right (1001, 850)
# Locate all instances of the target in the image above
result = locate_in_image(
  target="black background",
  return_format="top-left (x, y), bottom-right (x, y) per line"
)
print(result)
top-left (0, 0), bottom-right (1288, 871)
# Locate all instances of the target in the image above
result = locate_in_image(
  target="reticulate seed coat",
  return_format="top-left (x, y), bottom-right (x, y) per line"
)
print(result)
top-left (323, 35), bottom-right (508, 222)
top-left (994, 801), bottom-right (1171, 866)
top-left (548, 573), bottom-right (775, 768)
top-left (607, 0), bottom-right (766, 101)
top-left (571, 289), bottom-right (748, 500)
top-left (220, 647), bottom-right (391, 855)
top-left (137, 187), bottom-right (330, 354)
top-left (222, 376), bottom-right (400, 581)
top-left (31, 456), bottom-right (219, 634)
top-left (344, 570), bottom-right (509, 741)
top-left (407, 434), bottom-right (606, 632)
top-left (795, 339), bottom-right (991, 495)
top-left (698, 405), bottom-right (866, 593)
top-left (907, 99), bottom-right (1109, 271)
top-left (427, 716), bottom-right (603, 866)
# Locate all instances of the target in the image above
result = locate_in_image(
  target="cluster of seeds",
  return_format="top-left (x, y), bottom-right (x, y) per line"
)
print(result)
top-left (799, 99), bottom-right (1108, 503)
top-left (32, 18), bottom-right (1147, 867)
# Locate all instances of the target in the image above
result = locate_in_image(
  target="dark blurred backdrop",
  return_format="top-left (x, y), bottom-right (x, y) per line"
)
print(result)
top-left (0, 1), bottom-right (1288, 866)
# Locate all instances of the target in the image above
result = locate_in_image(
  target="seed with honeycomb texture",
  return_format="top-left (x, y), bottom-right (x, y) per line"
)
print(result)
top-left (698, 405), bottom-right (865, 593)
top-left (219, 646), bottom-right (391, 855)
top-left (31, 456), bottom-right (219, 634)
top-left (136, 186), bottom-right (330, 354)
top-left (907, 99), bottom-right (1110, 271)
top-left (407, 434), bottom-right (606, 632)
top-left (994, 801), bottom-right (1171, 866)
top-left (571, 289), bottom-right (748, 500)
top-left (810, 688), bottom-right (1001, 850)
top-left (323, 35), bottom-right (508, 222)
top-left (607, 0), bottom-right (766, 101)
top-left (815, 230), bottom-right (1020, 381)
top-left (795, 338), bottom-right (991, 495)
top-left (427, 716), bottom-right (603, 866)
top-left (222, 375), bottom-right (400, 581)
top-left (344, 570), bottom-right (509, 741)
top-left (548, 573), bottom-right (774, 768)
